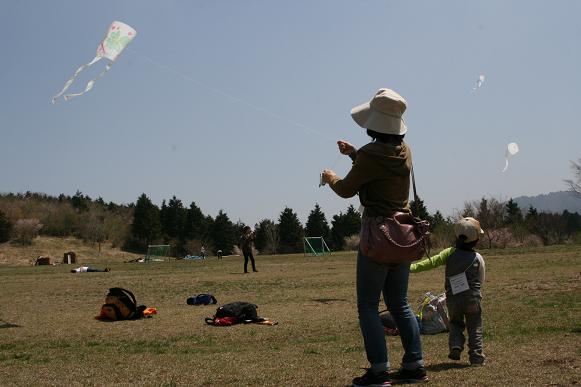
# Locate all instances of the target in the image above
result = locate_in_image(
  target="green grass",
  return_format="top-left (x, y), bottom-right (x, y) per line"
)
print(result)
top-left (0, 245), bottom-right (579, 386)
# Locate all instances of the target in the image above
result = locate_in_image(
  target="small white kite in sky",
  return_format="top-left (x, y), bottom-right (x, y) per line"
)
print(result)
top-left (52, 21), bottom-right (136, 103)
top-left (471, 74), bottom-right (485, 92)
top-left (502, 142), bottom-right (519, 172)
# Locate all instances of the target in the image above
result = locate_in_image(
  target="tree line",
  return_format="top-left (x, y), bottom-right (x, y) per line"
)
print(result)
top-left (1, 191), bottom-right (580, 255)
top-left (0, 191), bottom-right (361, 256)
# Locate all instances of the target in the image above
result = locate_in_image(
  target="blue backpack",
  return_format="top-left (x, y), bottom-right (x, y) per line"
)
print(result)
top-left (187, 294), bottom-right (217, 306)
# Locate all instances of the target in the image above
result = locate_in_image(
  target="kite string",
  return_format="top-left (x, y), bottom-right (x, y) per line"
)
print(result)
top-left (126, 48), bottom-right (336, 142)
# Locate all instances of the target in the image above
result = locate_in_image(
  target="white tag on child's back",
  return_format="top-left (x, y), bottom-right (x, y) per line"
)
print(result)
top-left (448, 272), bottom-right (469, 295)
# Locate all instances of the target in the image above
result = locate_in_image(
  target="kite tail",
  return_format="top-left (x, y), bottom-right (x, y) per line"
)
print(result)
top-left (63, 62), bottom-right (113, 101)
top-left (51, 56), bottom-right (101, 103)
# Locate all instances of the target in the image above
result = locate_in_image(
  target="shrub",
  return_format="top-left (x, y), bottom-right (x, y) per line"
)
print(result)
top-left (343, 234), bottom-right (360, 251)
top-left (12, 218), bottom-right (43, 245)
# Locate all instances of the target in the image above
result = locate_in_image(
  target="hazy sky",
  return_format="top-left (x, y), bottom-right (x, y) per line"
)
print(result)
top-left (1, 1), bottom-right (580, 226)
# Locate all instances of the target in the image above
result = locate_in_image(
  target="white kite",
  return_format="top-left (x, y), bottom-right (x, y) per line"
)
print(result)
top-left (471, 74), bottom-right (485, 92)
top-left (52, 21), bottom-right (137, 103)
top-left (502, 142), bottom-right (519, 172)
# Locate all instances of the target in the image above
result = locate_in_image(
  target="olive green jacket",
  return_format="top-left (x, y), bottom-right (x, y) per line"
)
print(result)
top-left (327, 141), bottom-right (412, 217)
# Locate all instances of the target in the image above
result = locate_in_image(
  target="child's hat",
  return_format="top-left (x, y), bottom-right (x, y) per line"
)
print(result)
top-left (454, 217), bottom-right (485, 242)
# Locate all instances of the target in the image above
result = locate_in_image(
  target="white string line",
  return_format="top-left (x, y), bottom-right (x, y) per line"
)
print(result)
top-left (127, 48), bottom-right (336, 142)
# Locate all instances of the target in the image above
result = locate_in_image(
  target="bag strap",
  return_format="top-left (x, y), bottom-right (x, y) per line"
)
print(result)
top-left (411, 164), bottom-right (420, 204)
top-left (411, 163), bottom-right (431, 259)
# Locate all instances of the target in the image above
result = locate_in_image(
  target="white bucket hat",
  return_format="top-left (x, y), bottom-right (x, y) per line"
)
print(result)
top-left (454, 217), bottom-right (485, 243)
top-left (351, 88), bottom-right (408, 135)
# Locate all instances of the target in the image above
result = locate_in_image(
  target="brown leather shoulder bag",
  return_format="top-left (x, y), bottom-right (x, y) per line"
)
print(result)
top-left (359, 166), bottom-right (430, 264)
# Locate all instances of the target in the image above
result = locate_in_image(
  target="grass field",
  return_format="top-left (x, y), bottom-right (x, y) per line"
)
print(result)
top-left (0, 242), bottom-right (579, 386)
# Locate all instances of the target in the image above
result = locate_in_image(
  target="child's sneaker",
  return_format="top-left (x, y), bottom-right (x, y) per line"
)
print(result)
top-left (352, 369), bottom-right (391, 387)
top-left (390, 367), bottom-right (428, 384)
top-left (470, 358), bottom-right (486, 366)
top-left (448, 347), bottom-right (462, 361)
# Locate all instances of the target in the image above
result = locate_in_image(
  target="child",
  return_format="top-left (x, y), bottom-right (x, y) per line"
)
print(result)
top-left (410, 217), bottom-right (486, 366)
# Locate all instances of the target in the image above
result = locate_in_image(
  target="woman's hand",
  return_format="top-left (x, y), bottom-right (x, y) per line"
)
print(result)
top-left (321, 169), bottom-right (337, 184)
top-left (337, 140), bottom-right (355, 156)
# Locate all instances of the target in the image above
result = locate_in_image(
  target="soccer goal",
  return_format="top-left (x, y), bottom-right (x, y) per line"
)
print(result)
top-left (145, 245), bottom-right (171, 262)
top-left (303, 237), bottom-right (331, 256)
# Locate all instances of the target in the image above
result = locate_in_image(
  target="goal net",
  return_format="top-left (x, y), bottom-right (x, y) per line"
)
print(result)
top-left (303, 237), bottom-right (331, 256)
top-left (145, 245), bottom-right (171, 262)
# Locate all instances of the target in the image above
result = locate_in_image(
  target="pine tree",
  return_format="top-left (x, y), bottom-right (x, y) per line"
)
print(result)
top-left (410, 196), bottom-right (430, 221)
top-left (331, 204), bottom-right (361, 250)
top-left (0, 209), bottom-right (12, 243)
top-left (131, 193), bottom-right (161, 249)
top-left (305, 203), bottom-right (331, 241)
top-left (277, 207), bottom-right (304, 254)
top-left (505, 198), bottom-right (523, 225)
top-left (161, 196), bottom-right (187, 239)
top-left (430, 210), bottom-right (447, 230)
top-left (184, 201), bottom-right (206, 240)
top-left (209, 210), bottom-right (237, 255)
top-left (254, 219), bottom-right (279, 254)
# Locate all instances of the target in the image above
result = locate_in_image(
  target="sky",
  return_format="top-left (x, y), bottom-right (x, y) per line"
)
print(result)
top-left (1, 1), bottom-right (580, 227)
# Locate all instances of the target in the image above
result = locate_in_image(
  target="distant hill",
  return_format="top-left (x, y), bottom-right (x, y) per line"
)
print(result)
top-left (513, 191), bottom-right (581, 214)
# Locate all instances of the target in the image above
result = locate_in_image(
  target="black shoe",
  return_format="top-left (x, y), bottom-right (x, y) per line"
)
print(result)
top-left (253, 270), bottom-right (258, 272)
top-left (448, 347), bottom-right (462, 361)
top-left (352, 369), bottom-right (391, 387)
top-left (390, 367), bottom-right (428, 384)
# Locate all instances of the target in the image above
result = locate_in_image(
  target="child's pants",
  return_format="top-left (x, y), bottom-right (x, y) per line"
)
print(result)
top-left (447, 295), bottom-right (485, 364)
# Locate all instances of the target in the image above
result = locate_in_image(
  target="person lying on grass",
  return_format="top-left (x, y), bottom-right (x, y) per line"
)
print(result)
top-left (410, 217), bottom-right (486, 366)
top-left (70, 266), bottom-right (110, 273)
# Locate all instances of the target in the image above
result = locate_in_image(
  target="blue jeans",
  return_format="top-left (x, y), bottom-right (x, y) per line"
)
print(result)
top-left (356, 250), bottom-right (424, 371)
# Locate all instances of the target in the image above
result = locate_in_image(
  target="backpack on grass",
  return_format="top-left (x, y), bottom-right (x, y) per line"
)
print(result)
top-left (205, 301), bottom-right (259, 326)
top-left (97, 287), bottom-right (147, 321)
top-left (187, 294), bottom-right (218, 306)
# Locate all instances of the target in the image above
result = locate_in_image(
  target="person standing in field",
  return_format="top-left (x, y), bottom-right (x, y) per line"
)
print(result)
top-left (322, 88), bottom-right (427, 386)
top-left (410, 217), bottom-right (486, 366)
top-left (240, 226), bottom-right (258, 273)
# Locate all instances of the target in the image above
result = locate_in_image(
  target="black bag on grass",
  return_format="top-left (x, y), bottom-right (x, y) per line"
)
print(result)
top-left (205, 301), bottom-right (259, 325)
top-left (98, 287), bottom-right (146, 321)
top-left (216, 301), bottom-right (258, 320)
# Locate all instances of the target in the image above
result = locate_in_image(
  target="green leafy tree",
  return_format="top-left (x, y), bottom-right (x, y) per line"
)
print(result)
top-left (277, 207), bottom-right (304, 254)
top-left (304, 203), bottom-right (331, 241)
top-left (130, 193), bottom-right (161, 250)
top-left (0, 209), bottom-right (12, 243)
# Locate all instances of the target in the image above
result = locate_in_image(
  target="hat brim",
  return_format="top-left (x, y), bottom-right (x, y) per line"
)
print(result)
top-left (351, 102), bottom-right (407, 135)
